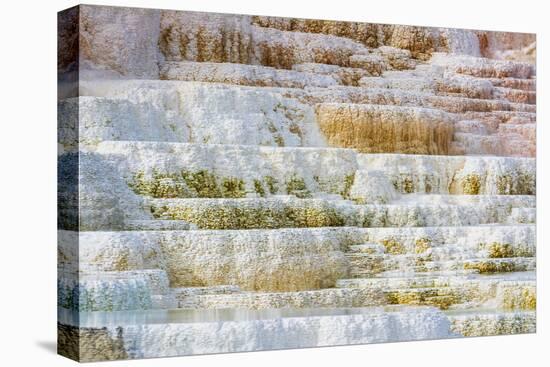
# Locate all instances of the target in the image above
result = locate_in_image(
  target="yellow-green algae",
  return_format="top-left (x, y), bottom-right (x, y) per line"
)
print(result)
top-left (392, 176), bottom-right (415, 193)
top-left (497, 173), bottom-right (535, 195)
top-left (500, 287), bottom-right (536, 310)
top-left (221, 177), bottom-right (246, 198)
top-left (130, 170), bottom-right (360, 200)
top-left (380, 238), bottom-right (406, 255)
top-left (128, 169), bottom-right (246, 199)
top-left (91, 251), bottom-right (130, 271)
top-left (461, 174), bottom-right (481, 195)
top-left (340, 173), bottom-right (355, 199)
top-left (273, 134), bottom-right (285, 146)
top-left (450, 313), bottom-right (536, 337)
top-left (264, 176), bottom-right (278, 194)
top-left (386, 288), bottom-right (460, 310)
top-left (463, 260), bottom-right (519, 273)
top-left (480, 242), bottom-right (534, 258)
top-left (152, 203), bottom-right (345, 229)
top-left (128, 171), bottom-right (190, 198)
top-left (253, 179), bottom-right (266, 197)
top-left (182, 170), bottom-right (223, 198)
top-left (414, 237), bottom-right (432, 254)
top-left (285, 174), bottom-right (311, 198)
top-left (402, 177), bottom-right (414, 194)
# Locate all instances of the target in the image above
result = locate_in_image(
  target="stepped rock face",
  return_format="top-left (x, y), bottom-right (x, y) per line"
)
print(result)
top-left (58, 5), bottom-right (536, 362)
top-left (316, 103), bottom-right (454, 154)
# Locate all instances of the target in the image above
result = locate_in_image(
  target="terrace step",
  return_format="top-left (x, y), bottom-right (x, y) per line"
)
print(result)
top-left (347, 257), bottom-right (535, 278)
top-left (336, 271), bottom-right (535, 288)
top-left (71, 77), bottom-right (536, 158)
top-left (493, 87), bottom-right (536, 104)
top-left (460, 110), bottom-right (536, 125)
top-left (448, 310), bottom-right (536, 336)
top-left (356, 153), bottom-right (535, 195)
top-left (489, 77), bottom-right (536, 91)
top-left (337, 273), bottom-right (535, 310)
top-left (452, 132), bottom-right (534, 157)
top-left (430, 53), bottom-right (535, 79)
top-left (284, 85), bottom-right (536, 114)
top-left (59, 225), bottom-right (535, 299)
top-left (508, 207), bottom-right (536, 224)
top-left (67, 306), bottom-right (456, 360)
top-left (160, 61), bottom-right (339, 88)
top-left (160, 13), bottom-right (370, 69)
top-left (176, 287), bottom-right (387, 309)
top-left (148, 196), bottom-right (534, 229)
top-left (250, 16), bottom-right (483, 60)
top-left (125, 219), bottom-right (192, 231)
top-left (91, 141), bottom-right (535, 202)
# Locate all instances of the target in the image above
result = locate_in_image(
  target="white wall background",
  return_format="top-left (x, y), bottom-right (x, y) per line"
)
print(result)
top-left (0, 0), bottom-right (546, 366)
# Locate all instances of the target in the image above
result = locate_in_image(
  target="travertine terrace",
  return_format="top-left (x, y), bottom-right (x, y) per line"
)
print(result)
top-left (58, 5), bottom-right (536, 361)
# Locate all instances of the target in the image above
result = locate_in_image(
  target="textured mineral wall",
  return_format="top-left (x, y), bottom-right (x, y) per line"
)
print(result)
top-left (316, 103), bottom-right (454, 154)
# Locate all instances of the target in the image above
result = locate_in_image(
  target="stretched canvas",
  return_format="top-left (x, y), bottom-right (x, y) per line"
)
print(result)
top-left (57, 4), bottom-right (536, 362)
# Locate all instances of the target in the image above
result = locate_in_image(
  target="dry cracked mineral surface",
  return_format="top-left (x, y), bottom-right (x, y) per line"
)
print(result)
top-left (58, 5), bottom-right (536, 362)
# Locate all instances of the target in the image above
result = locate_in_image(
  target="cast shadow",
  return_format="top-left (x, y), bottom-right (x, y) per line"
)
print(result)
top-left (36, 340), bottom-right (57, 354)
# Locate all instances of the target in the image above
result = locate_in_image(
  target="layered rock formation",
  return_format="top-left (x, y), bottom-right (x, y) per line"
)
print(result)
top-left (58, 5), bottom-right (536, 362)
